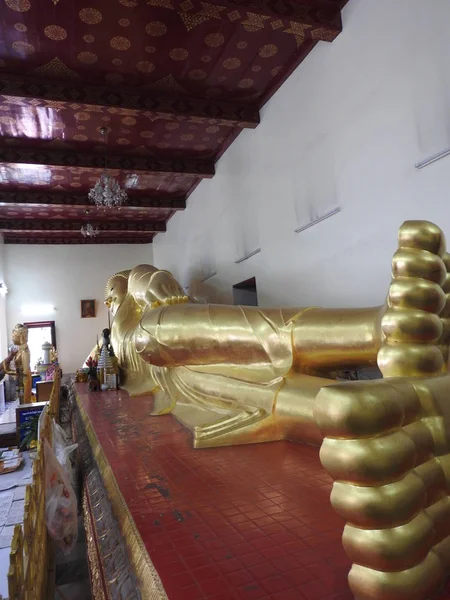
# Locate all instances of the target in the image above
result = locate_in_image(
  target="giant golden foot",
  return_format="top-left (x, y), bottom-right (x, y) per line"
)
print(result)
top-left (316, 376), bottom-right (450, 600)
top-left (315, 221), bottom-right (450, 600)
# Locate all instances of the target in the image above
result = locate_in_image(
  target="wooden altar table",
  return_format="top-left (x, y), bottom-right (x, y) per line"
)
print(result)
top-left (71, 382), bottom-right (356, 600)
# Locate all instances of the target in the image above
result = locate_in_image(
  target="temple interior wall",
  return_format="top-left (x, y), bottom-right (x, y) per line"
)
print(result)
top-left (4, 244), bottom-right (153, 373)
top-left (153, 0), bottom-right (450, 309)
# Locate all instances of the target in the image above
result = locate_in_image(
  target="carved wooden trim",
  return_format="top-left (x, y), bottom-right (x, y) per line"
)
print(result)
top-left (0, 220), bottom-right (166, 233)
top-left (0, 147), bottom-right (214, 177)
top-left (0, 76), bottom-right (260, 129)
top-left (0, 191), bottom-right (186, 210)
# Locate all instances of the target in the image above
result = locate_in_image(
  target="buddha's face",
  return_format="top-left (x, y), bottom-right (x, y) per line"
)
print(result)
top-left (105, 275), bottom-right (128, 317)
top-left (12, 324), bottom-right (27, 345)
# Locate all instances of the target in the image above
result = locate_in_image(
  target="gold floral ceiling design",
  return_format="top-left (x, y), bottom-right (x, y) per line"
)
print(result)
top-left (0, 0), bottom-right (348, 244)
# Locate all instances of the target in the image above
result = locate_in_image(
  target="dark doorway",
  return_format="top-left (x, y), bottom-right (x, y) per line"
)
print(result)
top-left (233, 277), bottom-right (258, 306)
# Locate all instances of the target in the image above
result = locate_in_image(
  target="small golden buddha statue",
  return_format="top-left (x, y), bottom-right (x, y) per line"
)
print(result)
top-left (50, 346), bottom-right (58, 364)
top-left (5, 323), bottom-right (32, 404)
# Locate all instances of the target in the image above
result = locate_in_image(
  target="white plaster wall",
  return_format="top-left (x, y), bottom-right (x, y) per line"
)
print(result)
top-left (5, 244), bottom-right (152, 373)
top-left (154, 0), bottom-right (450, 309)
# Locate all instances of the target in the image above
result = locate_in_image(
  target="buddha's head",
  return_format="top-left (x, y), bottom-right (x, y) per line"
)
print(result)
top-left (12, 323), bottom-right (28, 345)
top-left (105, 271), bottom-right (130, 317)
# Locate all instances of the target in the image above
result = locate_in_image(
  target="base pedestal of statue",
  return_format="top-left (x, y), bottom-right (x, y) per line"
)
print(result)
top-left (70, 382), bottom-right (355, 600)
top-left (172, 401), bottom-right (235, 432)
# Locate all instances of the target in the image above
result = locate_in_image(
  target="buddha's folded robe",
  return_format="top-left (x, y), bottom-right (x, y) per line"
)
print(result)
top-left (136, 304), bottom-right (297, 383)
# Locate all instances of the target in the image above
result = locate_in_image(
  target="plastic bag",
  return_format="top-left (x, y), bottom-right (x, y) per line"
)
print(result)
top-left (44, 438), bottom-right (78, 554)
top-left (37, 404), bottom-right (47, 442)
top-left (52, 421), bottom-right (78, 495)
top-left (52, 422), bottom-right (78, 475)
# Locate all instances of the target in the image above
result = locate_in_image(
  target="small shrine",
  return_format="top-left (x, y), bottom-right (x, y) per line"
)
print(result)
top-left (35, 342), bottom-right (59, 386)
top-left (77, 328), bottom-right (119, 391)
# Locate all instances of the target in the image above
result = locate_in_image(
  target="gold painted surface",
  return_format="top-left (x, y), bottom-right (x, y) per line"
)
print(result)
top-left (82, 486), bottom-right (108, 600)
top-left (7, 323), bottom-right (32, 404)
top-left (98, 220), bottom-right (450, 599)
top-left (101, 265), bottom-right (384, 448)
top-left (315, 221), bottom-right (450, 600)
top-left (75, 391), bottom-right (169, 600)
top-left (6, 374), bottom-right (66, 600)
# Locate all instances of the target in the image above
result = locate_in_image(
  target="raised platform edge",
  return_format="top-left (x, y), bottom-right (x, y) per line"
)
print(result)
top-left (72, 382), bottom-right (169, 600)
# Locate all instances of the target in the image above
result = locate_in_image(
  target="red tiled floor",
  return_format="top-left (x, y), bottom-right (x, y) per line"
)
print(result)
top-left (75, 385), bottom-right (350, 599)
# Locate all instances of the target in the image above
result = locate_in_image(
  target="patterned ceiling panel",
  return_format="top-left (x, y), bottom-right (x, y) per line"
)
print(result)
top-left (0, 163), bottom-right (200, 195)
top-left (0, 0), bottom-right (348, 243)
top-left (0, 0), bottom-right (340, 103)
top-left (0, 97), bottom-right (238, 158)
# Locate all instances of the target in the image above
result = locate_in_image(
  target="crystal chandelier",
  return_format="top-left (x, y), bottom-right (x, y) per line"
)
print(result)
top-left (81, 223), bottom-right (99, 238)
top-left (88, 127), bottom-right (128, 209)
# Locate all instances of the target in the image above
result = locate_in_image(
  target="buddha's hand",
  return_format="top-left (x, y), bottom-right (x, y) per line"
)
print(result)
top-left (2, 348), bottom-right (17, 375)
top-left (146, 270), bottom-right (190, 309)
top-left (6, 348), bottom-right (17, 363)
top-left (314, 375), bottom-right (450, 600)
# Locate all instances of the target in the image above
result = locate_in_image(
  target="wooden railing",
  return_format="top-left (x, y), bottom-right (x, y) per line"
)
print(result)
top-left (7, 370), bottom-right (61, 600)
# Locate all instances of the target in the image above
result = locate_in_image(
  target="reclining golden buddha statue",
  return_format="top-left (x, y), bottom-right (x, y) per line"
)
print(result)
top-left (99, 220), bottom-right (450, 600)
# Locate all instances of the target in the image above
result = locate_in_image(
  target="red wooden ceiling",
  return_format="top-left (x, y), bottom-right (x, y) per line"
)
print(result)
top-left (0, 0), bottom-right (348, 244)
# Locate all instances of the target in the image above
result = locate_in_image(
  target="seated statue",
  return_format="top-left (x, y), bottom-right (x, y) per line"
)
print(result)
top-left (97, 220), bottom-right (450, 600)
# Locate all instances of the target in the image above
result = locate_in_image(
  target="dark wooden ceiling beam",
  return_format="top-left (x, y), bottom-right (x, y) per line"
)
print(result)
top-left (0, 220), bottom-right (166, 233)
top-left (0, 191), bottom-right (186, 210)
top-left (174, 0), bottom-right (343, 41)
top-left (0, 76), bottom-right (259, 129)
top-left (4, 235), bottom-right (154, 245)
top-left (0, 147), bottom-right (214, 177)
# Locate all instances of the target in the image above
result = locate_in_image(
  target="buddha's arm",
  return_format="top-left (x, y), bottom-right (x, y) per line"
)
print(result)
top-left (1, 353), bottom-right (15, 377)
top-left (135, 304), bottom-right (294, 382)
top-left (22, 349), bottom-right (30, 373)
top-left (136, 303), bottom-right (386, 380)
top-left (3, 362), bottom-right (15, 376)
top-left (292, 306), bottom-right (384, 371)
top-left (22, 349), bottom-right (32, 402)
